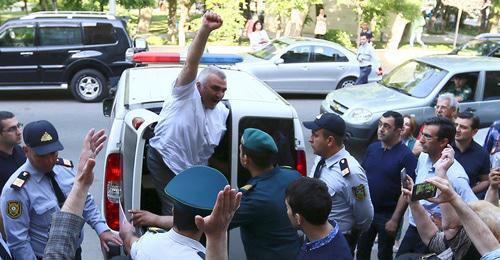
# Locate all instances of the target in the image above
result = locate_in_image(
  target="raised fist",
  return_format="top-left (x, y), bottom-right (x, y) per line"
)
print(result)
top-left (202, 10), bottom-right (223, 31)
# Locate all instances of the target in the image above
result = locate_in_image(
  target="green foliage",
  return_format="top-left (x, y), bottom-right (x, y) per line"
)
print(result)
top-left (325, 29), bottom-right (354, 49)
top-left (146, 35), bottom-right (166, 45)
top-left (266, 0), bottom-right (322, 29)
top-left (201, 0), bottom-right (245, 42)
top-left (119, 0), bottom-right (155, 9)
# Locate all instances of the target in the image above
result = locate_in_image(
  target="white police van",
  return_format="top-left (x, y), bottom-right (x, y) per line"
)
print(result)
top-left (99, 52), bottom-right (307, 258)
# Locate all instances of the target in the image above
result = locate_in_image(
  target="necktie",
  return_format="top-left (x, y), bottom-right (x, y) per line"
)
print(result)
top-left (48, 171), bottom-right (66, 207)
top-left (313, 158), bottom-right (326, 179)
top-left (0, 242), bottom-right (12, 260)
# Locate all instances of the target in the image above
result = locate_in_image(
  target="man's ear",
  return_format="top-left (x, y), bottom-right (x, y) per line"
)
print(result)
top-left (294, 213), bottom-right (303, 226)
top-left (22, 146), bottom-right (29, 156)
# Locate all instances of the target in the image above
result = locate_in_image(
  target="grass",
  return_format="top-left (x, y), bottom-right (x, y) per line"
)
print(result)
top-left (0, 11), bottom-right (26, 24)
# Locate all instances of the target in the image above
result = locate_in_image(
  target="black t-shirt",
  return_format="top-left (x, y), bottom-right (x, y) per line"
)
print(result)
top-left (0, 145), bottom-right (26, 191)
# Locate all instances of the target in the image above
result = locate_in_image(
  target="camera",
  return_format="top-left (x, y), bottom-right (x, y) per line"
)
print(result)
top-left (411, 182), bottom-right (437, 201)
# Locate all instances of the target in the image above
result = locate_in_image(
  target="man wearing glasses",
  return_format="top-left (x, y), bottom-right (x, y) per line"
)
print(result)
top-left (0, 111), bottom-right (25, 192)
top-left (396, 116), bottom-right (477, 257)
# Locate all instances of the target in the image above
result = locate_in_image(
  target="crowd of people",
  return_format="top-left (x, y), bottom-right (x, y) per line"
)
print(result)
top-left (0, 11), bottom-right (499, 260)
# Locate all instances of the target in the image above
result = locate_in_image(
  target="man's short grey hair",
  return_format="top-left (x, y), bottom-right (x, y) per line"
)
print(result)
top-left (197, 66), bottom-right (226, 86)
top-left (438, 93), bottom-right (458, 108)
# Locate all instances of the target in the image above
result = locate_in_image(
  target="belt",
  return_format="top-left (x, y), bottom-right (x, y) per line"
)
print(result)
top-left (360, 65), bottom-right (372, 68)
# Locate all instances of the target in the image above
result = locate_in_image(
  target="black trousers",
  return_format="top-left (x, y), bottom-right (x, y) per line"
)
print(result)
top-left (146, 146), bottom-right (176, 216)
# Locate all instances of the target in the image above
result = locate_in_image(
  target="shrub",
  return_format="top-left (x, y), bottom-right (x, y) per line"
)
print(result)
top-left (325, 29), bottom-right (354, 49)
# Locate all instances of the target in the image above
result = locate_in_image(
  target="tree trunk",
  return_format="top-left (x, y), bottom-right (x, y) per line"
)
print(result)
top-left (453, 8), bottom-right (462, 48)
top-left (178, 1), bottom-right (189, 47)
top-left (386, 14), bottom-right (409, 50)
top-left (40, 0), bottom-right (48, 11)
top-left (137, 7), bottom-right (153, 34)
top-left (51, 0), bottom-right (57, 11)
top-left (23, 0), bottom-right (28, 13)
top-left (167, 0), bottom-right (178, 44)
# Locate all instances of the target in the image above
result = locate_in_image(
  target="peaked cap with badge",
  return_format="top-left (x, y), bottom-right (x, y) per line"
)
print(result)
top-left (23, 120), bottom-right (64, 155)
top-left (303, 112), bottom-right (346, 137)
top-left (164, 165), bottom-right (228, 217)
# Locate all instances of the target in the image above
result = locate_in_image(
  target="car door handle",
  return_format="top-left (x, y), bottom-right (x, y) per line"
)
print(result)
top-left (68, 50), bottom-right (80, 54)
top-left (20, 52), bottom-right (33, 56)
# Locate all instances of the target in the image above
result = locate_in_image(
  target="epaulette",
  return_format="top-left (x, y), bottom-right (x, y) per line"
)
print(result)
top-left (239, 184), bottom-right (254, 193)
top-left (339, 158), bottom-right (350, 177)
top-left (56, 158), bottom-right (73, 168)
top-left (11, 171), bottom-right (30, 190)
top-left (147, 227), bottom-right (166, 234)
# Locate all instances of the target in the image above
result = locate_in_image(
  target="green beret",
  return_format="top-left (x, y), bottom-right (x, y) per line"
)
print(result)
top-left (242, 128), bottom-right (278, 154)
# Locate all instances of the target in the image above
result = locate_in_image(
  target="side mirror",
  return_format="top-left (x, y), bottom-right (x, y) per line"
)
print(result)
top-left (134, 38), bottom-right (148, 52)
top-left (102, 97), bottom-right (114, 117)
top-left (274, 58), bottom-right (284, 65)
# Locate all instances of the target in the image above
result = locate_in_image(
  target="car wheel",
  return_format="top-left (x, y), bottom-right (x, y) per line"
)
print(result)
top-left (337, 77), bottom-right (357, 89)
top-left (70, 69), bottom-right (107, 103)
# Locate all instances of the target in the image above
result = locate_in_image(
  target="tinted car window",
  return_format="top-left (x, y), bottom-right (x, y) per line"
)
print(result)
top-left (313, 46), bottom-right (348, 62)
top-left (0, 25), bottom-right (35, 47)
top-left (83, 23), bottom-right (115, 45)
top-left (281, 46), bottom-right (310, 63)
top-left (453, 40), bottom-right (500, 57)
top-left (39, 26), bottom-right (82, 46)
top-left (484, 71), bottom-right (500, 100)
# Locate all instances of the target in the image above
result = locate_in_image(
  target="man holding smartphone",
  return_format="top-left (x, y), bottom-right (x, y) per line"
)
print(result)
top-left (356, 111), bottom-right (417, 260)
top-left (397, 117), bottom-right (478, 257)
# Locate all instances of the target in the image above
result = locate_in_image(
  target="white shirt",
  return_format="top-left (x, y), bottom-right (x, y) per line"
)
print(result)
top-left (408, 152), bottom-right (478, 226)
top-left (130, 229), bottom-right (206, 260)
top-left (356, 42), bottom-right (376, 67)
top-left (248, 30), bottom-right (270, 50)
top-left (149, 80), bottom-right (229, 174)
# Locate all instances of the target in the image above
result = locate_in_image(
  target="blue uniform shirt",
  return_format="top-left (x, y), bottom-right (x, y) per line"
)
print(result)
top-left (229, 166), bottom-right (301, 260)
top-left (452, 141), bottom-right (490, 195)
top-left (0, 159), bottom-right (109, 259)
top-left (362, 141), bottom-right (417, 213)
top-left (0, 145), bottom-right (26, 192)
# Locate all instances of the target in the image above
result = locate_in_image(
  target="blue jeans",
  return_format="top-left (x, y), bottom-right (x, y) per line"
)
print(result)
top-left (356, 65), bottom-right (371, 85)
top-left (356, 212), bottom-right (397, 260)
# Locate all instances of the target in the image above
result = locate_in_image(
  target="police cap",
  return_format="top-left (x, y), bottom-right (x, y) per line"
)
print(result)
top-left (241, 128), bottom-right (278, 154)
top-left (23, 120), bottom-right (64, 155)
top-left (164, 166), bottom-right (228, 216)
top-left (303, 113), bottom-right (346, 137)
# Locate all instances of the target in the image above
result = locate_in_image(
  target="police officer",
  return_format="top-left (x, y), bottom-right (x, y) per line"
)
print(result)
top-left (229, 128), bottom-right (302, 260)
top-left (121, 166), bottom-right (239, 260)
top-left (0, 120), bottom-right (121, 259)
top-left (303, 113), bottom-right (374, 254)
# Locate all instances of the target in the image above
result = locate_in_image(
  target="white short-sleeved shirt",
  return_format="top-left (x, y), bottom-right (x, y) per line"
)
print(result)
top-left (409, 152), bottom-right (478, 226)
top-left (149, 80), bottom-right (229, 174)
top-left (130, 229), bottom-right (206, 260)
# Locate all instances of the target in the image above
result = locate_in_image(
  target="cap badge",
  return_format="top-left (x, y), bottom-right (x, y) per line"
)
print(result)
top-left (40, 132), bottom-right (53, 142)
top-left (316, 113), bottom-right (324, 120)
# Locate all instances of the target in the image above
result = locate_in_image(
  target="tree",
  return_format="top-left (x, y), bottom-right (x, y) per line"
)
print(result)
top-left (204, 0), bottom-right (245, 42)
top-left (166, 0), bottom-right (177, 43)
top-left (266, 0), bottom-right (321, 38)
top-left (490, 0), bottom-right (500, 32)
top-left (0, 0), bottom-right (16, 23)
top-left (441, 0), bottom-right (484, 47)
top-left (120, 0), bottom-right (156, 34)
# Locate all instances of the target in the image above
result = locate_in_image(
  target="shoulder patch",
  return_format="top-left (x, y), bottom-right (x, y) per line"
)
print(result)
top-left (10, 171), bottom-right (30, 190)
top-left (352, 184), bottom-right (366, 201)
top-left (239, 184), bottom-right (253, 192)
top-left (339, 158), bottom-right (350, 177)
top-left (6, 200), bottom-right (22, 219)
top-left (56, 158), bottom-right (73, 168)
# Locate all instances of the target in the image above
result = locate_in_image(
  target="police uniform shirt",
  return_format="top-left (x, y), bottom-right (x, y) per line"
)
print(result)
top-left (229, 166), bottom-right (302, 260)
top-left (0, 145), bottom-right (26, 192)
top-left (408, 152), bottom-right (478, 227)
top-left (0, 160), bottom-right (109, 259)
top-left (308, 147), bottom-right (374, 233)
top-left (130, 229), bottom-right (205, 260)
top-left (149, 79), bottom-right (229, 174)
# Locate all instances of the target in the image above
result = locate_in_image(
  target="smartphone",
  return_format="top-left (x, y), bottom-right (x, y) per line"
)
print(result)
top-left (400, 168), bottom-right (408, 189)
top-left (411, 182), bottom-right (437, 201)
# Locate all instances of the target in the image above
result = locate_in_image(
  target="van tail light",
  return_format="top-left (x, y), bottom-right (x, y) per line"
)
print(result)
top-left (296, 150), bottom-right (307, 176)
top-left (132, 117), bottom-right (145, 129)
top-left (104, 153), bottom-right (122, 231)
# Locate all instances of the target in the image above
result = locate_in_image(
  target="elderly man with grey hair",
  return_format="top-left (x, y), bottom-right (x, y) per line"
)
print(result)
top-left (147, 11), bottom-right (230, 216)
top-left (413, 93), bottom-right (459, 156)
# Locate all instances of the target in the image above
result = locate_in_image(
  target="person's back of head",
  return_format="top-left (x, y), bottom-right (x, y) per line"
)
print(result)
top-left (285, 177), bottom-right (331, 226)
top-left (240, 128), bottom-right (278, 170)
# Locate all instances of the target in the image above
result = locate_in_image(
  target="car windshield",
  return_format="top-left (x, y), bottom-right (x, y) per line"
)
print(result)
top-left (249, 40), bottom-right (289, 60)
top-left (452, 40), bottom-right (499, 56)
top-left (379, 60), bottom-right (447, 98)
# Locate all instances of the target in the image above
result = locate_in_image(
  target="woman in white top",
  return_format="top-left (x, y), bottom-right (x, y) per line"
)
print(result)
top-left (248, 21), bottom-right (269, 50)
top-left (314, 8), bottom-right (327, 39)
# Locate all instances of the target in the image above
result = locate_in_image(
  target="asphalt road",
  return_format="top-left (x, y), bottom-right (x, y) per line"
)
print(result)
top-left (0, 90), bottom-right (326, 259)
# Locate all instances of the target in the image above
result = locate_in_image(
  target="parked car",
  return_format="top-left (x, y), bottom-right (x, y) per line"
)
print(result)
top-left (100, 53), bottom-right (307, 258)
top-left (235, 37), bottom-right (382, 94)
top-left (450, 39), bottom-right (499, 58)
top-left (0, 11), bottom-right (147, 102)
top-left (320, 55), bottom-right (500, 156)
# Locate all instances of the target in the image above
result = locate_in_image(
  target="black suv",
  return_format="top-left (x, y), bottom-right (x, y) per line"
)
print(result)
top-left (0, 11), bottom-right (145, 102)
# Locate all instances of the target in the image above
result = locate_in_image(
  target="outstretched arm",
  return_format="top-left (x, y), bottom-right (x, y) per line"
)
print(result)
top-left (176, 11), bottom-right (222, 87)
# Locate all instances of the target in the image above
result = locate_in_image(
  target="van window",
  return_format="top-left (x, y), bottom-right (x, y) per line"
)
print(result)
top-left (238, 117), bottom-right (297, 187)
top-left (39, 26), bottom-right (82, 46)
top-left (0, 26), bottom-right (35, 47)
top-left (484, 71), bottom-right (500, 101)
top-left (83, 23), bottom-right (116, 45)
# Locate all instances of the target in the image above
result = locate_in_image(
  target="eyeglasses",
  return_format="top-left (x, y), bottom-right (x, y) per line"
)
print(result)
top-left (2, 123), bottom-right (23, 133)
